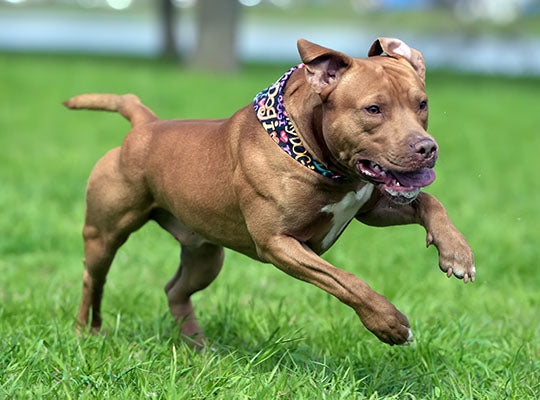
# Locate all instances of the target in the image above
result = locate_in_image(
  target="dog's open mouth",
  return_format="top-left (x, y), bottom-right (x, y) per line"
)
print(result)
top-left (356, 160), bottom-right (436, 204)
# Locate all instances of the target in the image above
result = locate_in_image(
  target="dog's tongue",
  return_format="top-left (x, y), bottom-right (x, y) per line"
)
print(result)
top-left (391, 168), bottom-right (436, 188)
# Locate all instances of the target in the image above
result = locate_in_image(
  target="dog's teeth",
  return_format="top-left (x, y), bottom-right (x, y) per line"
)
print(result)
top-left (396, 182), bottom-right (400, 187)
top-left (402, 188), bottom-right (420, 199)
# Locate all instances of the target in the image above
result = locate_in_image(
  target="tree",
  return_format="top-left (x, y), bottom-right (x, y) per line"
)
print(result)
top-left (191, 0), bottom-right (240, 72)
top-left (160, 0), bottom-right (178, 60)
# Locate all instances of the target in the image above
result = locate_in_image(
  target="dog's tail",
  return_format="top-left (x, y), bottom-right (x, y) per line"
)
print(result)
top-left (63, 93), bottom-right (158, 127)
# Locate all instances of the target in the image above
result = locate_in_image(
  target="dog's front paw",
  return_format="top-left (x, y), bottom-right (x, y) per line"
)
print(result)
top-left (427, 229), bottom-right (475, 283)
top-left (359, 295), bottom-right (414, 346)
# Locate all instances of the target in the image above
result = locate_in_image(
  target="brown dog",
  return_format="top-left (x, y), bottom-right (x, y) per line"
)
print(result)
top-left (64, 38), bottom-right (474, 347)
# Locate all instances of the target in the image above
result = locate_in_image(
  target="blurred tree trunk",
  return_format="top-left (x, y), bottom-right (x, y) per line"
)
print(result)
top-left (432, 0), bottom-right (454, 8)
top-left (160, 0), bottom-right (178, 59)
top-left (192, 0), bottom-right (240, 72)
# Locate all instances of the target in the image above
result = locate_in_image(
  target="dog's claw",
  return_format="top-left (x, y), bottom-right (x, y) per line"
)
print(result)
top-left (396, 328), bottom-right (414, 346)
top-left (407, 328), bottom-right (414, 344)
top-left (464, 273), bottom-right (469, 284)
top-left (446, 267), bottom-right (453, 278)
top-left (426, 232), bottom-right (434, 248)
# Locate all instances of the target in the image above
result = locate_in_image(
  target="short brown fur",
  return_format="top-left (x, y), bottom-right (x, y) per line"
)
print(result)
top-left (65, 38), bottom-right (474, 347)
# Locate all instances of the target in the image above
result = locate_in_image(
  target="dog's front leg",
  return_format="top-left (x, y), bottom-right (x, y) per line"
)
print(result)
top-left (415, 192), bottom-right (475, 282)
top-left (257, 235), bottom-right (413, 345)
top-left (357, 192), bottom-right (475, 283)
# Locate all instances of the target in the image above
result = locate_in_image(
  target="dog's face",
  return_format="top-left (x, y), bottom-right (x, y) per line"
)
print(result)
top-left (298, 38), bottom-right (438, 204)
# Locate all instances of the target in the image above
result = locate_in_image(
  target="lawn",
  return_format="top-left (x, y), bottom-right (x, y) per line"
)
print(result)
top-left (0, 52), bottom-right (539, 399)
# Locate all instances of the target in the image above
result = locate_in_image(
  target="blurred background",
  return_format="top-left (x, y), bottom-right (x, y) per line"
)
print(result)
top-left (1, 0), bottom-right (540, 75)
top-left (1, 2), bottom-right (540, 397)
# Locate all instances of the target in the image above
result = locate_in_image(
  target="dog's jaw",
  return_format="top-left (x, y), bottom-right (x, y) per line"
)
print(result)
top-left (355, 160), bottom-right (436, 204)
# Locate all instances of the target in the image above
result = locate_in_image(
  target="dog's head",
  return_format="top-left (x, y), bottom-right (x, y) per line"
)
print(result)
top-left (298, 38), bottom-right (437, 204)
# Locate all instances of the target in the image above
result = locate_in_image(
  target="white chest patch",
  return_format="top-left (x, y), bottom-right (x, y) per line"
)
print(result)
top-left (320, 184), bottom-right (374, 251)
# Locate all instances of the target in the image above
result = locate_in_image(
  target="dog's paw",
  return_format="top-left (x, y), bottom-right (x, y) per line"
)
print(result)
top-left (428, 230), bottom-right (475, 283)
top-left (359, 295), bottom-right (413, 346)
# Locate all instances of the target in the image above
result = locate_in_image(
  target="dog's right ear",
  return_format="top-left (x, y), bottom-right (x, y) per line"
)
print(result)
top-left (297, 39), bottom-right (352, 98)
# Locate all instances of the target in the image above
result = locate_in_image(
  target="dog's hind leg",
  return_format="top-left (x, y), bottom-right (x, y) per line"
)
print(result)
top-left (164, 244), bottom-right (224, 347)
top-left (150, 210), bottom-right (224, 347)
top-left (77, 147), bottom-right (152, 332)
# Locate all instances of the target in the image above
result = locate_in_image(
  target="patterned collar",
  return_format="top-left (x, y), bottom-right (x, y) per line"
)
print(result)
top-left (253, 64), bottom-right (348, 182)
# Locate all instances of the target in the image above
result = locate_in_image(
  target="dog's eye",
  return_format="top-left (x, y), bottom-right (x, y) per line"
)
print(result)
top-left (419, 100), bottom-right (428, 110)
top-left (365, 105), bottom-right (381, 114)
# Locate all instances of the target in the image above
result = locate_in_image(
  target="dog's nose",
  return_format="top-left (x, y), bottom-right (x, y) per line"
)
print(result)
top-left (413, 138), bottom-right (438, 160)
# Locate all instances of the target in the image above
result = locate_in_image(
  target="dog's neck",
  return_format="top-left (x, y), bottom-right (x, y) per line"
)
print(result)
top-left (282, 69), bottom-right (331, 167)
top-left (253, 65), bottom-right (347, 182)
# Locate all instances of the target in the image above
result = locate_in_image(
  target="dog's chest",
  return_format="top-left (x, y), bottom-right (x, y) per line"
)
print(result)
top-left (319, 184), bottom-right (374, 251)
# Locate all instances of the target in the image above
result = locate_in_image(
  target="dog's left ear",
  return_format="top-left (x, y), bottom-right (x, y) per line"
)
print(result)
top-left (297, 38), bottom-right (352, 98)
top-left (368, 37), bottom-right (426, 81)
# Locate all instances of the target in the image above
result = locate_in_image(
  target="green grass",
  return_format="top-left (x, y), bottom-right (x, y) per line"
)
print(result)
top-left (0, 52), bottom-right (539, 399)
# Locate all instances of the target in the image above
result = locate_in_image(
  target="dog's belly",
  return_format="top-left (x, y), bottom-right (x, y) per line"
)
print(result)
top-left (151, 205), bottom-right (259, 256)
top-left (151, 186), bottom-right (257, 256)
top-left (317, 184), bottom-right (374, 252)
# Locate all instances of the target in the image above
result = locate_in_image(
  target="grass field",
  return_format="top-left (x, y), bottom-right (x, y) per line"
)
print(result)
top-left (0, 52), bottom-right (539, 399)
